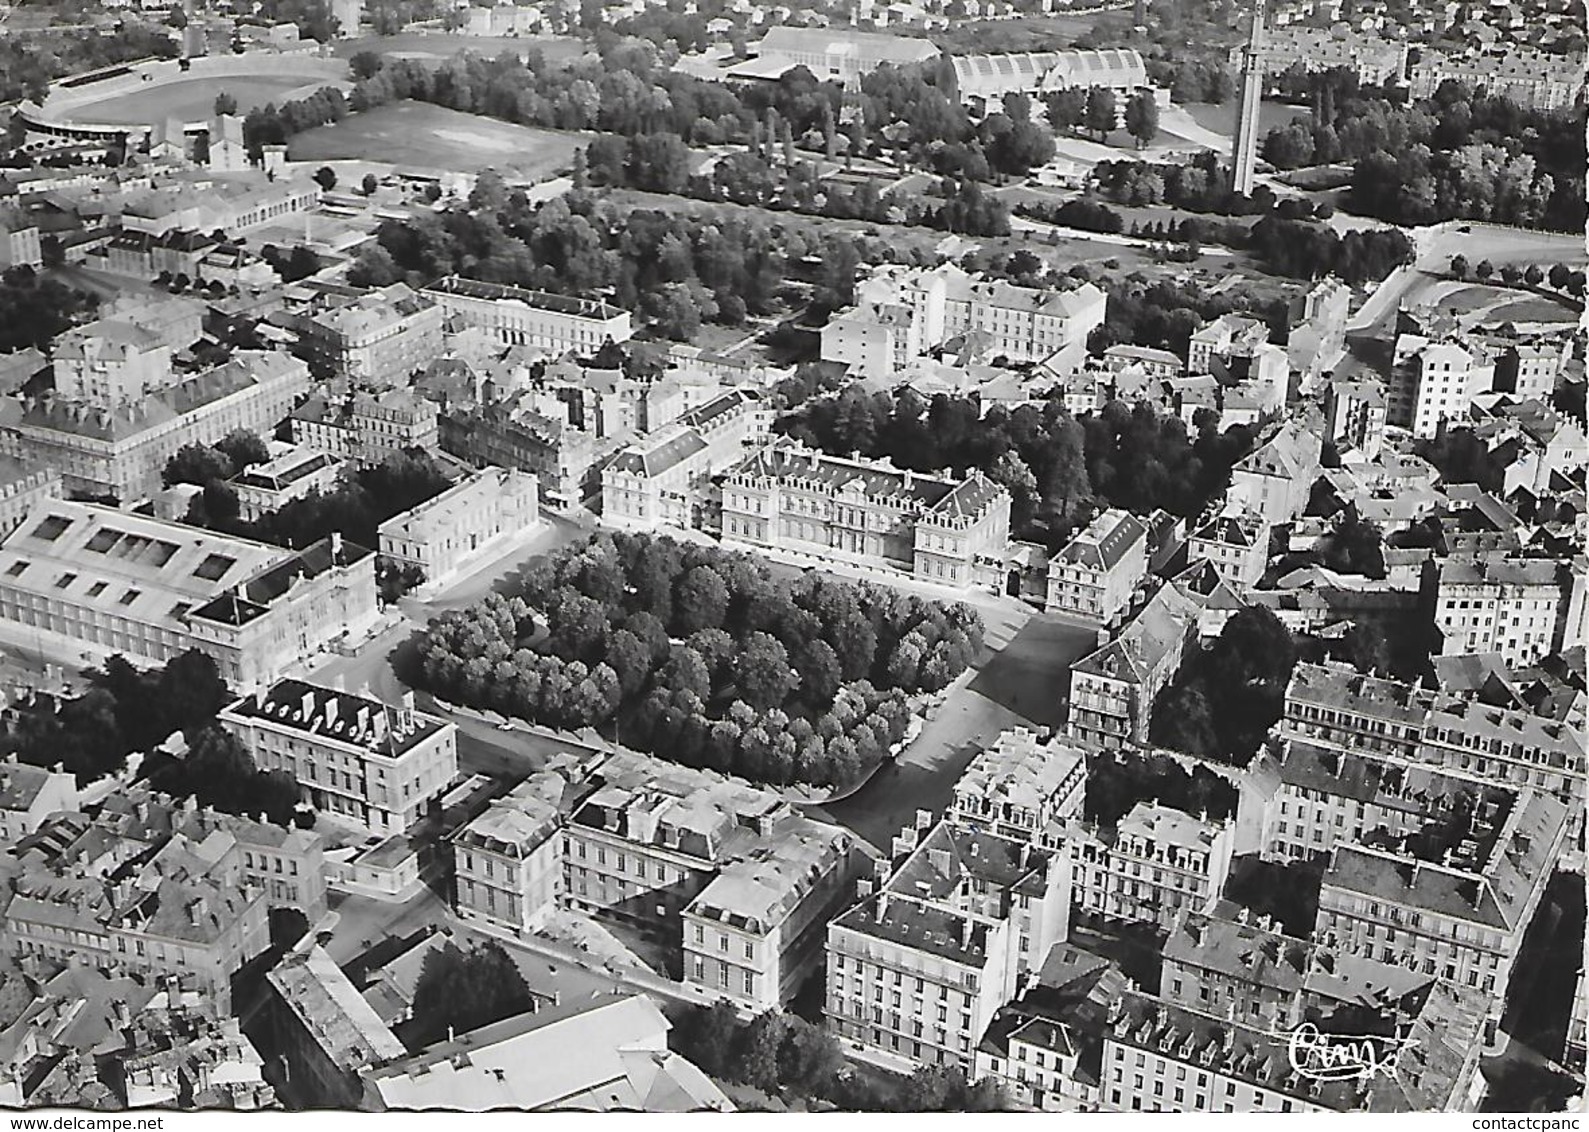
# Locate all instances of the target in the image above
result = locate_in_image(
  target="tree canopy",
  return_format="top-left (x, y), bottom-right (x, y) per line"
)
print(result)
top-left (405, 940), bottom-right (534, 1049)
top-left (411, 533), bottom-right (982, 788)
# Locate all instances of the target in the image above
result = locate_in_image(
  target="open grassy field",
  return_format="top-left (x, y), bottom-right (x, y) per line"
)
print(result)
top-left (334, 33), bottom-right (587, 64)
top-left (287, 100), bottom-right (583, 177)
top-left (58, 74), bottom-right (339, 124)
top-left (1180, 99), bottom-right (1311, 142)
top-left (1489, 294), bottom-right (1580, 323)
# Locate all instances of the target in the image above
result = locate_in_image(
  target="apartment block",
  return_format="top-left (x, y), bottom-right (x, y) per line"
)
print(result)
top-left (1257, 740), bottom-right (1514, 865)
top-left (1095, 803), bottom-right (1233, 930)
top-left (0, 501), bottom-right (376, 687)
top-left (1288, 277), bottom-right (1353, 386)
top-left (1494, 340), bottom-right (1571, 401)
top-left (264, 946), bottom-right (407, 1109)
top-left (1279, 662), bottom-right (1585, 836)
top-left (1226, 418), bottom-right (1324, 525)
top-left (1101, 990), bottom-right (1406, 1113)
top-left (1325, 376), bottom-right (1388, 462)
top-left (290, 389), bottom-right (440, 467)
top-left (973, 948), bottom-right (1128, 1112)
top-left (440, 398), bottom-right (610, 507)
top-left (825, 821), bottom-right (1069, 1072)
top-left (5, 867), bottom-right (269, 1013)
top-left (561, 752), bottom-right (860, 999)
top-left (1163, 909), bottom-right (1422, 1034)
top-left (0, 457), bottom-right (64, 539)
top-left (1187, 314), bottom-right (1269, 376)
top-left (1408, 47), bottom-right (1583, 110)
top-left (1067, 582), bottom-right (1201, 748)
top-left (602, 389), bottom-right (766, 530)
top-left (452, 772), bottom-right (566, 936)
top-left (218, 682), bottom-right (459, 835)
top-left (1427, 555), bottom-right (1567, 668)
top-left (377, 466), bottom-right (539, 586)
top-left (946, 727), bottom-right (1087, 848)
top-left (2, 350), bottom-right (310, 502)
top-left (682, 821), bottom-right (858, 1012)
top-left (1314, 790), bottom-right (1567, 1035)
top-left (822, 264), bottom-right (1107, 375)
top-left (0, 756), bottom-right (78, 843)
top-left (721, 439), bottom-right (1010, 588)
top-left (1046, 509), bottom-right (1148, 625)
top-left (1186, 510), bottom-right (1269, 591)
top-left (425, 276), bottom-right (632, 355)
top-left (0, 224), bottom-right (43, 269)
top-left (51, 320), bottom-right (173, 404)
top-left (1389, 335), bottom-right (1496, 439)
top-left (295, 283), bottom-right (444, 385)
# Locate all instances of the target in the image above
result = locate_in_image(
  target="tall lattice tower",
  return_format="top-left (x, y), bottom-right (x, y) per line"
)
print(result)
top-left (1230, 0), bottom-right (1267, 195)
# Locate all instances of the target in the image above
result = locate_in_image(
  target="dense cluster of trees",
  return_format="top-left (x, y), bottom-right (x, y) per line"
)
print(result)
top-left (1316, 504), bottom-right (1387, 578)
top-left (1016, 197), bottom-right (1409, 284)
top-left (251, 39), bottom-right (1102, 208)
top-left (0, 267), bottom-right (98, 351)
top-left (144, 725), bottom-right (303, 827)
top-left (178, 445), bottom-right (453, 554)
top-left (673, 1001), bottom-right (1004, 1111)
top-left (779, 388), bottom-right (1255, 548)
top-left (1449, 256), bottom-right (1586, 296)
top-left (1298, 621), bottom-right (1393, 679)
top-left (1092, 153), bottom-right (1327, 217)
top-left (1088, 276), bottom-right (1289, 357)
top-left (1150, 606), bottom-right (1299, 766)
top-left (412, 533), bottom-right (982, 787)
top-left (1085, 749), bottom-right (1237, 831)
top-left (404, 940), bottom-right (534, 1050)
top-left (1247, 216), bottom-right (1413, 286)
top-left (259, 243), bottom-right (323, 284)
top-left (581, 131), bottom-right (1012, 236)
top-left (255, 0), bottom-right (338, 42)
top-left (350, 190), bottom-right (882, 338)
top-left (1259, 71), bottom-right (1584, 231)
top-left (3, 651), bottom-right (230, 782)
top-left (240, 86), bottom-right (353, 154)
top-left (0, 22), bottom-right (178, 104)
top-left (1414, 427), bottom-right (1506, 492)
top-left (163, 429), bottom-right (271, 486)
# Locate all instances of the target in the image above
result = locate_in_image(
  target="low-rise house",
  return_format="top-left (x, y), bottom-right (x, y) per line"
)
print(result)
top-left (0, 757), bottom-right (77, 844)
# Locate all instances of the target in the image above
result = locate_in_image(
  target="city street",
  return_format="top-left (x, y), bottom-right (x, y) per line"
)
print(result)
top-left (820, 611), bottom-right (1095, 851)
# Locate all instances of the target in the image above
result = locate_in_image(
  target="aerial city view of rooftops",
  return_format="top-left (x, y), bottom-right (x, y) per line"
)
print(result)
top-left (0, 0), bottom-right (1581, 1115)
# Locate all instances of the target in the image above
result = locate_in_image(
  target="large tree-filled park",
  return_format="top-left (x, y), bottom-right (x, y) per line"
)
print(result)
top-left (410, 533), bottom-right (984, 788)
